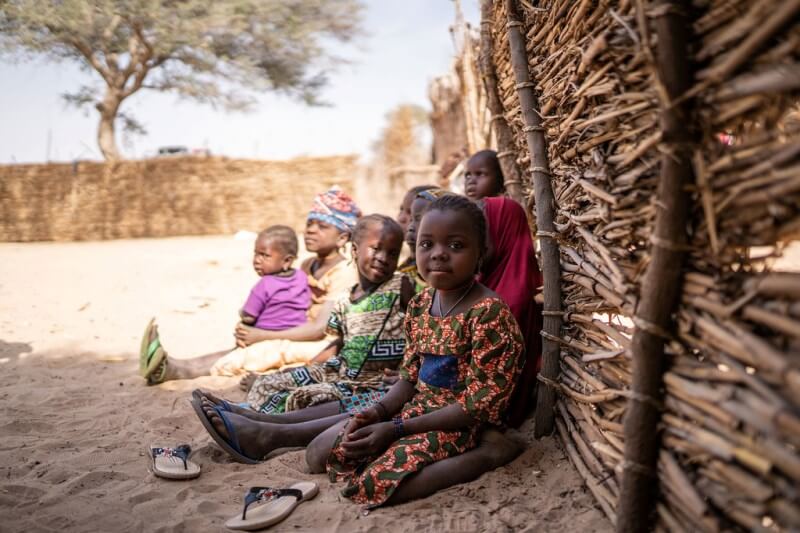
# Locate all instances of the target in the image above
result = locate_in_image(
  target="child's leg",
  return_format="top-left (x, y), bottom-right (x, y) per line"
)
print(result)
top-left (306, 418), bottom-right (350, 473)
top-left (201, 404), bottom-right (349, 460)
top-left (384, 429), bottom-right (522, 506)
top-left (162, 350), bottom-right (231, 381)
top-left (198, 391), bottom-right (340, 423)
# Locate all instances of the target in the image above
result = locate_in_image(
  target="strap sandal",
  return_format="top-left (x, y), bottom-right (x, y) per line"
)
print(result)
top-left (225, 482), bottom-right (318, 531)
top-left (149, 444), bottom-right (201, 480)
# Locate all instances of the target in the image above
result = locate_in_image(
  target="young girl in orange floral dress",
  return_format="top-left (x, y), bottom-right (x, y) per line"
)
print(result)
top-left (306, 194), bottom-right (525, 509)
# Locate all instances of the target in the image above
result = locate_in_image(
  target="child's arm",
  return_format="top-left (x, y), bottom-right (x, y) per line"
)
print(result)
top-left (235, 300), bottom-right (335, 344)
top-left (239, 309), bottom-right (256, 325)
top-left (241, 278), bottom-right (270, 326)
top-left (310, 338), bottom-right (343, 364)
top-left (399, 275), bottom-right (415, 311)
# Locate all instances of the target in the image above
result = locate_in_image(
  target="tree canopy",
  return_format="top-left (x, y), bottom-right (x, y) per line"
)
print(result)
top-left (0, 0), bottom-right (364, 159)
top-left (373, 103), bottom-right (430, 170)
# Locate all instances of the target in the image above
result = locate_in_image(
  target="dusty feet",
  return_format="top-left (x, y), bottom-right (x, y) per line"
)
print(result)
top-left (481, 428), bottom-right (524, 467)
top-left (194, 389), bottom-right (285, 423)
top-left (200, 401), bottom-right (284, 460)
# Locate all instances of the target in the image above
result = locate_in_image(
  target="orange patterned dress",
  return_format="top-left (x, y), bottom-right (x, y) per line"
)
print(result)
top-left (326, 289), bottom-right (524, 508)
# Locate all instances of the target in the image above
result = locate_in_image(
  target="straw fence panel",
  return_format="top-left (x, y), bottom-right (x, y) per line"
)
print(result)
top-left (484, 0), bottom-right (799, 530)
top-left (0, 155), bottom-right (358, 242)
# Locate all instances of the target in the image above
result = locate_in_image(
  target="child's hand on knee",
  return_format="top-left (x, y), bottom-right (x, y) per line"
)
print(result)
top-left (343, 408), bottom-right (381, 442)
top-left (382, 368), bottom-right (400, 385)
top-left (341, 421), bottom-right (395, 459)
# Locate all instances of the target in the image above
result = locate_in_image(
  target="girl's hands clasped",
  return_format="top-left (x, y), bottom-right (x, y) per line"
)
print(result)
top-left (343, 407), bottom-right (381, 441)
top-left (341, 420), bottom-right (397, 459)
top-left (341, 406), bottom-right (396, 458)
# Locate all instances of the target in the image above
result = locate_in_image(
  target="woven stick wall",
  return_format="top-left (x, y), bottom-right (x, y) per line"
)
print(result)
top-left (484, 0), bottom-right (800, 530)
top-left (0, 156), bottom-right (358, 242)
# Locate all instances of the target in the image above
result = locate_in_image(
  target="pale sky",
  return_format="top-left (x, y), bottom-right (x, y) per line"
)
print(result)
top-left (0, 1), bottom-right (480, 164)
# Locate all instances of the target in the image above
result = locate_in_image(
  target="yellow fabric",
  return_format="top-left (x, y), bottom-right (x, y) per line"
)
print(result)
top-left (301, 257), bottom-right (356, 320)
top-left (210, 338), bottom-right (333, 376)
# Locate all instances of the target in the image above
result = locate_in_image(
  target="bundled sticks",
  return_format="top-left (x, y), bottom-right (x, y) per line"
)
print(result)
top-left (481, 0), bottom-right (800, 530)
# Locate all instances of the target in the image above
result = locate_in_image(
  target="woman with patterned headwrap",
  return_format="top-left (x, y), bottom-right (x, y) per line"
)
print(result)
top-left (139, 187), bottom-right (362, 384)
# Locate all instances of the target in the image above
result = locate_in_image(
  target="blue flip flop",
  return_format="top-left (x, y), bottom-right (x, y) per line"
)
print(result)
top-left (190, 398), bottom-right (261, 465)
top-left (191, 390), bottom-right (236, 412)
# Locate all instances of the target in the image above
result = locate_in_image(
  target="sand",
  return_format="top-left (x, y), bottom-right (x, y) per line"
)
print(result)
top-left (0, 235), bottom-right (612, 532)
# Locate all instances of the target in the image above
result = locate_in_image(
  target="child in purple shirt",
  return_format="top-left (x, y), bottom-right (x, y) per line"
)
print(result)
top-left (240, 226), bottom-right (311, 331)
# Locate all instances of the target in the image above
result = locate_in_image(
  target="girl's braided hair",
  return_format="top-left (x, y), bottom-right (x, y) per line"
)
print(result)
top-left (352, 214), bottom-right (403, 245)
top-left (425, 194), bottom-right (488, 260)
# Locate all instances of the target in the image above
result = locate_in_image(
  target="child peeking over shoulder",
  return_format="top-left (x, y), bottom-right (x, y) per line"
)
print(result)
top-left (464, 149), bottom-right (505, 201)
top-left (239, 225), bottom-right (311, 334)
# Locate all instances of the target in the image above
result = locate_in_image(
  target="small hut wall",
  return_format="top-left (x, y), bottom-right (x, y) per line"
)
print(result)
top-left (484, 0), bottom-right (800, 530)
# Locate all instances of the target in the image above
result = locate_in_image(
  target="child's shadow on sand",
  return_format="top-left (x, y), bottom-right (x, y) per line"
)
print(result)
top-left (0, 340), bottom-right (33, 361)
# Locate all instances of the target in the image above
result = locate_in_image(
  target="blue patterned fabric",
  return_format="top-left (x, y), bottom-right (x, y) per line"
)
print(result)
top-left (419, 353), bottom-right (459, 390)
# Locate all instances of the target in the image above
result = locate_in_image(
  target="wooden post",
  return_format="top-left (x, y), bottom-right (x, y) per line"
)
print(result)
top-left (478, 0), bottom-right (525, 204)
top-left (504, 0), bottom-right (562, 437)
top-left (617, 1), bottom-right (695, 531)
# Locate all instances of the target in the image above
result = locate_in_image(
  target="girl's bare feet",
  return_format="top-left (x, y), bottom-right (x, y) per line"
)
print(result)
top-left (194, 389), bottom-right (341, 424)
top-left (197, 399), bottom-right (349, 461)
top-left (198, 393), bottom-right (284, 423)
top-left (201, 403), bottom-right (283, 460)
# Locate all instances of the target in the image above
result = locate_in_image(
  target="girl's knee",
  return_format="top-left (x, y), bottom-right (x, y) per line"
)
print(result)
top-left (305, 436), bottom-right (328, 473)
top-left (306, 418), bottom-right (348, 473)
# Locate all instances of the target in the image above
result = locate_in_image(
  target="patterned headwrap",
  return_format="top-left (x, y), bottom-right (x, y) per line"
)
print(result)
top-left (416, 188), bottom-right (452, 202)
top-left (307, 186), bottom-right (361, 233)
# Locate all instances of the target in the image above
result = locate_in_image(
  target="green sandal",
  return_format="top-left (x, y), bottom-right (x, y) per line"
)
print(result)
top-left (139, 318), bottom-right (156, 374)
top-left (140, 318), bottom-right (168, 384)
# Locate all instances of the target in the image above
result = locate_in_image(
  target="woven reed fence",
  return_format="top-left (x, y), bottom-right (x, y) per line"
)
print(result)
top-left (482, 0), bottom-right (800, 530)
top-left (0, 155), bottom-right (358, 242)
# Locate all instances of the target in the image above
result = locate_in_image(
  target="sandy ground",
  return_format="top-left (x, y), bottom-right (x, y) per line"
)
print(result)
top-left (0, 235), bottom-right (614, 532)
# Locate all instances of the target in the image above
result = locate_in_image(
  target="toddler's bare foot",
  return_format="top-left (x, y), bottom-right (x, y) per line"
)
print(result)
top-left (239, 372), bottom-right (258, 391)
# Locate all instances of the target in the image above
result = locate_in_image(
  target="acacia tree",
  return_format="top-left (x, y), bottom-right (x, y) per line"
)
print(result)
top-left (0, 0), bottom-right (363, 160)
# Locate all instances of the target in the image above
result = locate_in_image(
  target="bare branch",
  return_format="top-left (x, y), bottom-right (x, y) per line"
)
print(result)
top-left (101, 14), bottom-right (122, 73)
top-left (66, 35), bottom-right (114, 86)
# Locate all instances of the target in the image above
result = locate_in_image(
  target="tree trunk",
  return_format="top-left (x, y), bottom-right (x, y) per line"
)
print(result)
top-left (96, 92), bottom-right (122, 161)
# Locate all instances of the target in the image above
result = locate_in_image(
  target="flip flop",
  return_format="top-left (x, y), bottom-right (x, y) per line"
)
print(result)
top-left (192, 389), bottom-right (235, 412)
top-left (149, 444), bottom-right (201, 480)
top-left (139, 317), bottom-right (155, 374)
top-left (225, 482), bottom-right (318, 531)
top-left (190, 398), bottom-right (261, 464)
top-left (140, 318), bottom-right (168, 383)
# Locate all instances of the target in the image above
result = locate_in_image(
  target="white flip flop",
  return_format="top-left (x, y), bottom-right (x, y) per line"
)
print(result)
top-left (225, 481), bottom-right (319, 531)
top-left (149, 444), bottom-right (201, 480)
